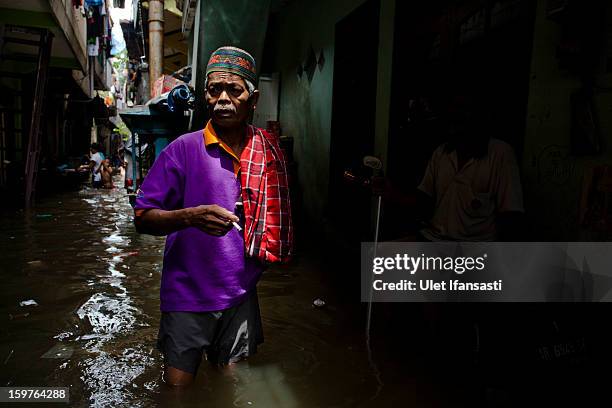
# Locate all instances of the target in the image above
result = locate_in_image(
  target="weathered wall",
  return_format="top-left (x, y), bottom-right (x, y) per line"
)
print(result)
top-left (191, 0), bottom-right (271, 129)
top-left (522, 0), bottom-right (612, 239)
top-left (273, 0), bottom-right (394, 223)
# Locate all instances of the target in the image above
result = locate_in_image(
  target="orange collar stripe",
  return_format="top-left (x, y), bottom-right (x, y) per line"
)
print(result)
top-left (203, 121), bottom-right (240, 175)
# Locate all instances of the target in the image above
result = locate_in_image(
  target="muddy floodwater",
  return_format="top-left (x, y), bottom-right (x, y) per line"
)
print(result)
top-left (2, 180), bottom-right (601, 407)
top-left (0, 181), bottom-right (485, 407)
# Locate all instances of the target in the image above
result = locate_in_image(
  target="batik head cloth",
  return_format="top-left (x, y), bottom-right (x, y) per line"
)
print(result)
top-left (206, 46), bottom-right (257, 84)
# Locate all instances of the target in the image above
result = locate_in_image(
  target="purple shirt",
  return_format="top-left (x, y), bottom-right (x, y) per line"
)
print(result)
top-left (134, 130), bottom-right (263, 312)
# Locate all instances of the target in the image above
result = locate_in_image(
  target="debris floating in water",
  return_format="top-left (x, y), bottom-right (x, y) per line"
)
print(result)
top-left (4, 350), bottom-right (14, 364)
top-left (53, 331), bottom-right (73, 341)
top-left (40, 343), bottom-right (74, 359)
top-left (19, 299), bottom-right (38, 307)
top-left (313, 298), bottom-right (326, 308)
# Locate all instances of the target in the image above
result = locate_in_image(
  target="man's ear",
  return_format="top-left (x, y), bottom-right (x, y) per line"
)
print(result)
top-left (250, 90), bottom-right (260, 110)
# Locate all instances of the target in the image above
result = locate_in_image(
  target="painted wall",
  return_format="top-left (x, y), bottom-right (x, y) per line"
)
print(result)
top-left (191, 0), bottom-right (271, 129)
top-left (523, 0), bottom-right (612, 240)
top-left (273, 0), bottom-right (379, 222)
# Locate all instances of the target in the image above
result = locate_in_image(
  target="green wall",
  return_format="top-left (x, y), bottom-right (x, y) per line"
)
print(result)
top-left (274, 0), bottom-right (394, 223)
top-left (192, 0), bottom-right (271, 129)
top-left (522, 0), bottom-right (612, 240)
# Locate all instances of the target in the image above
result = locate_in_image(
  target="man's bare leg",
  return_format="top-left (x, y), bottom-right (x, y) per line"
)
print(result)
top-left (164, 366), bottom-right (195, 386)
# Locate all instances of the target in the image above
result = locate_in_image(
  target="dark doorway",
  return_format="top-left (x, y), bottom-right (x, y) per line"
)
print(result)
top-left (328, 0), bottom-right (380, 244)
top-left (384, 0), bottom-right (537, 239)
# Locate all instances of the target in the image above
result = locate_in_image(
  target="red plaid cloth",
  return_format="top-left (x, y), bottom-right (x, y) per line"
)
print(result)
top-left (240, 125), bottom-right (293, 264)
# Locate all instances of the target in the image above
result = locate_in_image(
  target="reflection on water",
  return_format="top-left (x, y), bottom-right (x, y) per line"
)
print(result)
top-left (0, 180), bottom-right (431, 407)
top-left (75, 189), bottom-right (155, 407)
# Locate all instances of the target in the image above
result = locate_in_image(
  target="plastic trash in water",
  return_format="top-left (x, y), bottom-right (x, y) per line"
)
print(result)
top-left (19, 299), bottom-right (38, 307)
top-left (40, 343), bottom-right (73, 359)
top-left (313, 298), bottom-right (326, 308)
top-left (36, 214), bottom-right (53, 218)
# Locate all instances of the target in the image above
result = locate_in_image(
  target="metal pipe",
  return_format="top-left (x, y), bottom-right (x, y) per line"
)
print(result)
top-left (148, 0), bottom-right (164, 98)
top-left (138, 136), bottom-right (143, 183)
top-left (131, 132), bottom-right (137, 191)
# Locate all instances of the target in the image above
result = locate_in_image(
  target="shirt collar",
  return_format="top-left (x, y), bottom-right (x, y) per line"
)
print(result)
top-left (204, 120), bottom-right (241, 175)
top-left (204, 120), bottom-right (240, 161)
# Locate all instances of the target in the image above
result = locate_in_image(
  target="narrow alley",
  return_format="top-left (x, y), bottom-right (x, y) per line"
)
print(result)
top-left (2, 0), bottom-right (612, 406)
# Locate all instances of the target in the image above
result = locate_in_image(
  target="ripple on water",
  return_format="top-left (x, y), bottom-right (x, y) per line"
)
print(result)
top-left (76, 293), bottom-right (138, 336)
top-left (80, 346), bottom-right (157, 408)
top-left (102, 234), bottom-right (129, 245)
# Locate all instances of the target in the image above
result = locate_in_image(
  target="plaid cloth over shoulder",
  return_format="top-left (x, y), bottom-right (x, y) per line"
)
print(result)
top-left (240, 126), bottom-right (293, 264)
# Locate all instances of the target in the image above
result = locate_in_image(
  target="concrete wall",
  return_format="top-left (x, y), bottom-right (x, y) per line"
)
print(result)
top-left (273, 0), bottom-right (394, 223)
top-left (50, 0), bottom-right (88, 72)
top-left (191, 0), bottom-right (271, 129)
top-left (522, 0), bottom-right (612, 240)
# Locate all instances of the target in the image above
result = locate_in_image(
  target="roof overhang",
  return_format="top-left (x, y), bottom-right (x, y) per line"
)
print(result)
top-left (0, 0), bottom-right (87, 74)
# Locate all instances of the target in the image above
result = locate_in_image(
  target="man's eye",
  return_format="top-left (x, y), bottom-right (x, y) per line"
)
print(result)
top-left (230, 88), bottom-right (244, 96)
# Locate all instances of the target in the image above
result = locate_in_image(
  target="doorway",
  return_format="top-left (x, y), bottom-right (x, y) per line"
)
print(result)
top-left (328, 0), bottom-right (380, 244)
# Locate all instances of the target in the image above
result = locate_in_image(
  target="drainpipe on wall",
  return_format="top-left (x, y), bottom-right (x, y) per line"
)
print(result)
top-left (148, 0), bottom-right (165, 98)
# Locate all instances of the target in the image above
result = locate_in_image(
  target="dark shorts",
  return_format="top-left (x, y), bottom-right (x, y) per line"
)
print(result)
top-left (157, 290), bottom-right (263, 374)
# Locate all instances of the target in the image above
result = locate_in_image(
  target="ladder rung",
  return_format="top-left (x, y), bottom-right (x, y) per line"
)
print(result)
top-left (4, 37), bottom-right (40, 46)
top-left (1, 54), bottom-right (37, 63)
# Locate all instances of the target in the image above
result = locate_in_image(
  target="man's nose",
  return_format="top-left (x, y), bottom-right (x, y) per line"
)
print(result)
top-left (218, 90), bottom-right (231, 104)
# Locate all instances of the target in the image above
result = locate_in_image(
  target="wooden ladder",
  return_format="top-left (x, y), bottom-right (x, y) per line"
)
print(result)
top-left (21, 28), bottom-right (54, 208)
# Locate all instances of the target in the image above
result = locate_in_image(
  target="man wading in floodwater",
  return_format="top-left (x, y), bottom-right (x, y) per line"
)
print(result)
top-left (134, 46), bottom-right (293, 386)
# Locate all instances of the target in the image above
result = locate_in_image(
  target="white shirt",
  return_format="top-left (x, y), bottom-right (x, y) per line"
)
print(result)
top-left (418, 138), bottom-right (524, 241)
top-left (91, 152), bottom-right (103, 182)
top-left (124, 152), bottom-right (139, 181)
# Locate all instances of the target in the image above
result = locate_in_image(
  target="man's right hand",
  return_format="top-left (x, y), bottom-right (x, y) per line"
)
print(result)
top-left (187, 204), bottom-right (240, 236)
top-left (135, 205), bottom-right (240, 237)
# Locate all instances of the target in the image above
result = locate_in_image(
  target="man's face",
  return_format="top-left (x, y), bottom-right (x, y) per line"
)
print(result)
top-left (447, 96), bottom-right (475, 141)
top-left (205, 72), bottom-right (258, 128)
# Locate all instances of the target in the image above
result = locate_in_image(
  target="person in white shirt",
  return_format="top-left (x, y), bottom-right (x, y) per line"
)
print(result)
top-left (417, 95), bottom-right (524, 242)
top-left (79, 143), bottom-right (104, 188)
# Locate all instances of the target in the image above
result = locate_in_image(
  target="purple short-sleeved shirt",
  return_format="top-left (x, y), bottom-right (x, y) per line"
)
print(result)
top-left (134, 130), bottom-right (263, 312)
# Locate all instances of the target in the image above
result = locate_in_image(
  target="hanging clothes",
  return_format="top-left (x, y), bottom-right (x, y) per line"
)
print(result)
top-left (88, 37), bottom-right (99, 57)
top-left (86, 5), bottom-right (103, 39)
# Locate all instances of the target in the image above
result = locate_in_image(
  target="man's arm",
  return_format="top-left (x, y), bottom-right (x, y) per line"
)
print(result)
top-left (131, 142), bottom-right (240, 237)
top-left (78, 160), bottom-right (95, 172)
top-left (135, 205), bottom-right (239, 237)
top-left (495, 144), bottom-right (525, 241)
top-left (416, 189), bottom-right (435, 226)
